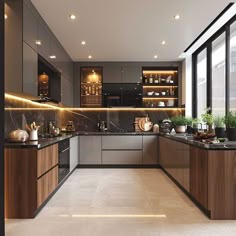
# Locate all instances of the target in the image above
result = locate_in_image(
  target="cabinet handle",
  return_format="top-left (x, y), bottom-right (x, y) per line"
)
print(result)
top-left (60, 147), bottom-right (71, 153)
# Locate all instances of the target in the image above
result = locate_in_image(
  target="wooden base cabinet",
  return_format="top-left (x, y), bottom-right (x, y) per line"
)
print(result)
top-left (5, 144), bottom-right (59, 219)
top-left (37, 165), bottom-right (58, 207)
top-left (190, 147), bottom-right (236, 220)
top-left (159, 136), bottom-right (190, 191)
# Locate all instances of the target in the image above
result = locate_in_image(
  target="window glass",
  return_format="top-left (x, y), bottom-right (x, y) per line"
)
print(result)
top-left (212, 33), bottom-right (226, 116)
top-left (230, 21), bottom-right (236, 112)
top-left (197, 49), bottom-right (207, 118)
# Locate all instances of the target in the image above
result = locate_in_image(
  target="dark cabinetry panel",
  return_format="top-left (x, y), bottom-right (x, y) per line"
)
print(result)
top-left (23, 42), bottom-right (38, 96)
top-left (5, 0), bottom-right (23, 93)
top-left (23, 3), bottom-right (37, 50)
top-left (122, 66), bottom-right (142, 83)
top-left (61, 75), bottom-right (74, 107)
top-left (103, 66), bottom-right (122, 83)
top-left (37, 22), bottom-right (51, 61)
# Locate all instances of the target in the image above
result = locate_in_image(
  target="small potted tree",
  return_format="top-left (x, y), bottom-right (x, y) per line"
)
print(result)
top-left (213, 115), bottom-right (225, 138)
top-left (225, 112), bottom-right (236, 141)
top-left (170, 115), bottom-right (187, 133)
top-left (201, 108), bottom-right (214, 133)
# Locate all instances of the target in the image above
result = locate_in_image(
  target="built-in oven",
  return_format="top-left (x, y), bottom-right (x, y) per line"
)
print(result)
top-left (58, 139), bottom-right (70, 183)
top-left (102, 83), bottom-right (142, 107)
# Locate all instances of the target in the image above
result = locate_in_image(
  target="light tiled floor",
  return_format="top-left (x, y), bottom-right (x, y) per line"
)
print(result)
top-left (5, 169), bottom-right (236, 236)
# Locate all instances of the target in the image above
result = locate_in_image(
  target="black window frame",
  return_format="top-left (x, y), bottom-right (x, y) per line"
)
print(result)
top-left (192, 14), bottom-right (236, 118)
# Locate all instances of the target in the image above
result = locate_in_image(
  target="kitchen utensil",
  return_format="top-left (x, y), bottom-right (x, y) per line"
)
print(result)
top-left (29, 130), bottom-right (38, 141)
top-left (154, 92), bottom-right (159, 96)
top-left (66, 121), bottom-right (75, 131)
top-left (153, 124), bottom-right (160, 133)
top-left (161, 91), bottom-right (166, 96)
top-left (147, 91), bottom-right (154, 96)
top-left (167, 99), bottom-right (174, 106)
top-left (166, 75), bottom-right (172, 83)
top-left (8, 129), bottom-right (29, 143)
top-left (158, 101), bottom-right (165, 107)
top-left (52, 127), bottom-right (61, 136)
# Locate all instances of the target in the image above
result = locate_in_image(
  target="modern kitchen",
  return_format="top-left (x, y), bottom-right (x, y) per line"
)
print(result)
top-left (2, 0), bottom-right (236, 235)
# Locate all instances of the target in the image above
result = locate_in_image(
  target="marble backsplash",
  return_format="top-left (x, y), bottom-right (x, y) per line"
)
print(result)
top-left (60, 109), bottom-right (184, 132)
top-left (5, 96), bottom-right (184, 137)
top-left (5, 97), bottom-right (59, 138)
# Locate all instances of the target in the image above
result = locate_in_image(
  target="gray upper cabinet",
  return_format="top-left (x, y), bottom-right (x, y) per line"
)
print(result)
top-left (103, 66), bottom-right (122, 83)
top-left (61, 75), bottom-right (74, 107)
top-left (23, 42), bottom-right (38, 96)
top-left (122, 66), bottom-right (142, 83)
top-left (80, 136), bottom-right (102, 164)
top-left (37, 22), bottom-right (51, 60)
top-left (23, 3), bottom-right (37, 50)
top-left (142, 136), bottom-right (158, 164)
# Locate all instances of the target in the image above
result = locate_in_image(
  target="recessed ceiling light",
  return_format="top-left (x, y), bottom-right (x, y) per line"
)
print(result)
top-left (69, 14), bottom-right (76, 20)
top-left (88, 55), bottom-right (92, 59)
top-left (174, 14), bottom-right (180, 20)
top-left (35, 40), bottom-right (42, 45)
top-left (161, 41), bottom-right (166, 45)
top-left (4, 14), bottom-right (8, 19)
top-left (154, 55), bottom-right (158, 59)
top-left (49, 55), bottom-right (56, 59)
top-left (81, 41), bottom-right (86, 45)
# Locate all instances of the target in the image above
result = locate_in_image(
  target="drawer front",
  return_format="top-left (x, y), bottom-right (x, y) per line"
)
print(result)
top-left (37, 165), bottom-right (58, 207)
top-left (102, 136), bottom-right (142, 150)
top-left (102, 150), bottom-right (142, 164)
top-left (37, 144), bottom-right (58, 177)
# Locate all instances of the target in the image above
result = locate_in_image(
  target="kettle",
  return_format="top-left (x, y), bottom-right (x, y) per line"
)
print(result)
top-left (8, 129), bottom-right (29, 142)
top-left (159, 119), bottom-right (173, 134)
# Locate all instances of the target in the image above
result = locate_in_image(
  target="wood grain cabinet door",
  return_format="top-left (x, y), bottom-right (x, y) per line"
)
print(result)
top-left (37, 144), bottom-right (58, 178)
top-left (190, 146), bottom-right (208, 209)
top-left (37, 165), bottom-right (58, 208)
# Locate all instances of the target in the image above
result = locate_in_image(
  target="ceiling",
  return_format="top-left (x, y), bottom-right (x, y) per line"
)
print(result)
top-left (31, 0), bottom-right (233, 62)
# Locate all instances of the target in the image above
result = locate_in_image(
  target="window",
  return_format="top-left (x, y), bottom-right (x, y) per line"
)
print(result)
top-left (212, 33), bottom-right (226, 116)
top-left (196, 49), bottom-right (207, 118)
top-left (230, 21), bottom-right (236, 112)
top-left (193, 16), bottom-right (236, 118)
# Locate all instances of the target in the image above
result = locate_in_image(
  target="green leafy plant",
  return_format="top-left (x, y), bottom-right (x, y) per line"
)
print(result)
top-left (185, 117), bottom-right (193, 126)
top-left (170, 115), bottom-right (188, 126)
top-left (201, 108), bottom-right (213, 125)
top-left (224, 112), bottom-right (236, 128)
top-left (192, 118), bottom-right (200, 128)
top-left (213, 115), bottom-right (225, 128)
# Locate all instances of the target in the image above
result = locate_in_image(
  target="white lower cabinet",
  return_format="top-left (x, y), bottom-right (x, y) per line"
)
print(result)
top-left (102, 150), bottom-right (142, 164)
top-left (70, 136), bottom-right (79, 171)
top-left (79, 135), bottom-right (158, 165)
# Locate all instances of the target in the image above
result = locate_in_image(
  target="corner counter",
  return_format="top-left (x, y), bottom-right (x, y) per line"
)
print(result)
top-left (159, 134), bottom-right (236, 220)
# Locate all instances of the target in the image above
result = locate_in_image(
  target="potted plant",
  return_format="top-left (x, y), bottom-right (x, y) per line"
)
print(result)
top-left (191, 118), bottom-right (201, 134)
top-left (224, 112), bottom-right (236, 141)
top-left (213, 115), bottom-right (225, 138)
top-left (201, 108), bottom-right (214, 133)
top-left (185, 117), bottom-right (193, 134)
top-left (170, 115), bottom-right (187, 133)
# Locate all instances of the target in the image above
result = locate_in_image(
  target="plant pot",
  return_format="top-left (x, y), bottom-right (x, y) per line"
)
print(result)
top-left (215, 127), bottom-right (225, 138)
top-left (174, 125), bottom-right (186, 133)
top-left (226, 127), bottom-right (236, 141)
top-left (186, 125), bottom-right (192, 134)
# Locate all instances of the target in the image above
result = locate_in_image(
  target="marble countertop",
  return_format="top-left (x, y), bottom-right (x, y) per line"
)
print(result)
top-left (5, 131), bottom-right (158, 149)
top-left (161, 133), bottom-right (236, 150)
